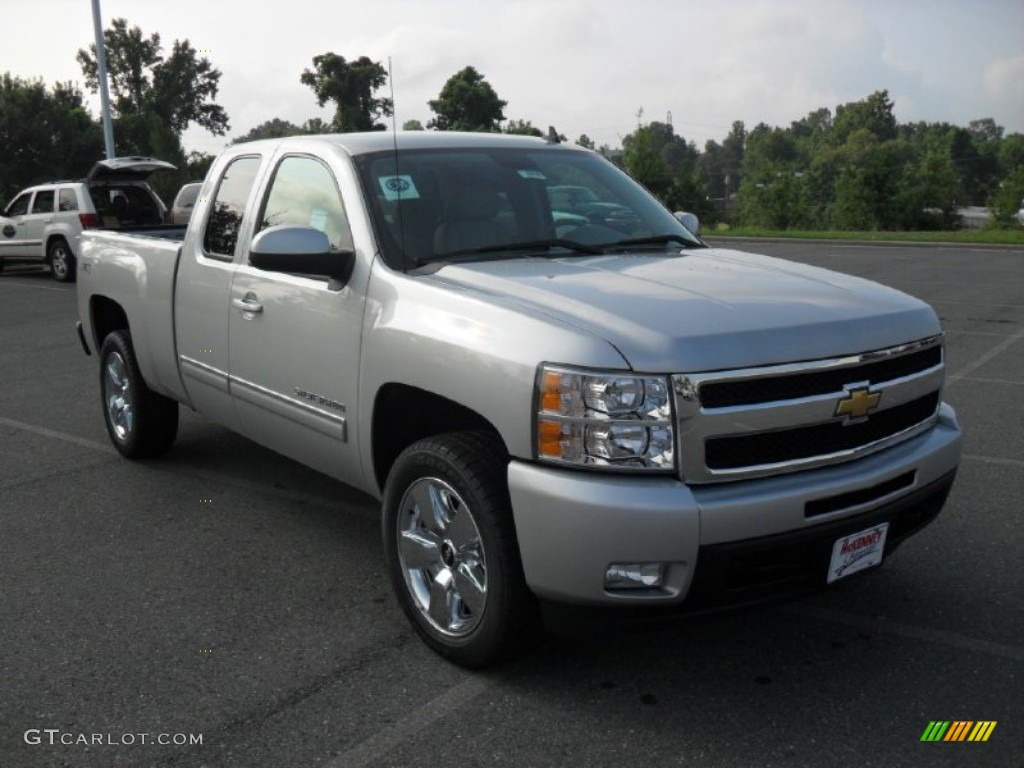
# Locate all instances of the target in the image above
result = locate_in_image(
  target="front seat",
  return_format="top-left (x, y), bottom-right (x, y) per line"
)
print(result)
top-left (434, 183), bottom-right (507, 255)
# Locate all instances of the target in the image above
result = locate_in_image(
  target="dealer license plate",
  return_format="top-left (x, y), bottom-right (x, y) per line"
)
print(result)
top-left (827, 523), bottom-right (889, 583)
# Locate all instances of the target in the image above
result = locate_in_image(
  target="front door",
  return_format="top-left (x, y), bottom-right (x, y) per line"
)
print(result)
top-left (0, 191), bottom-right (34, 258)
top-left (227, 153), bottom-right (366, 488)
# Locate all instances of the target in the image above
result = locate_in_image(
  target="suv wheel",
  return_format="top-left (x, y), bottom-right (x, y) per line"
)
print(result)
top-left (48, 239), bottom-right (75, 283)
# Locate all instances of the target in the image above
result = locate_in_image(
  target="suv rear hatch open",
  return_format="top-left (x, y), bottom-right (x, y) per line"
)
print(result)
top-left (86, 156), bottom-right (177, 183)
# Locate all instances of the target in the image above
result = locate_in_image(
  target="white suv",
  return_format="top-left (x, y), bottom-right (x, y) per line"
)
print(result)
top-left (0, 157), bottom-right (174, 282)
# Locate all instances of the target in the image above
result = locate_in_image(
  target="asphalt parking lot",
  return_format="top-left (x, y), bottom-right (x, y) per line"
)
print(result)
top-left (1, 241), bottom-right (1022, 767)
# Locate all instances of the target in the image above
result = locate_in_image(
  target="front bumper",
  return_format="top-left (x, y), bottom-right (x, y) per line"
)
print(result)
top-left (507, 403), bottom-right (961, 607)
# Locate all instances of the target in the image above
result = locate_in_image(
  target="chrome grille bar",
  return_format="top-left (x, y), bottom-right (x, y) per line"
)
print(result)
top-left (672, 335), bottom-right (944, 483)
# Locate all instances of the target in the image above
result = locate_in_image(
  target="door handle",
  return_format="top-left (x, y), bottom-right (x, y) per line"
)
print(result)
top-left (232, 296), bottom-right (263, 314)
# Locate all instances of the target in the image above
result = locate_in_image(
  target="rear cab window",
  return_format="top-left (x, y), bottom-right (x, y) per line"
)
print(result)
top-left (203, 156), bottom-right (262, 261)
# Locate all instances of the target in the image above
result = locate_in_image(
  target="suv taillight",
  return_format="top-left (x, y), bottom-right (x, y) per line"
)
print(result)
top-left (79, 213), bottom-right (100, 229)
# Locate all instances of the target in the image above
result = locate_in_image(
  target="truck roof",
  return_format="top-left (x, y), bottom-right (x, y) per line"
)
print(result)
top-left (233, 130), bottom-right (575, 157)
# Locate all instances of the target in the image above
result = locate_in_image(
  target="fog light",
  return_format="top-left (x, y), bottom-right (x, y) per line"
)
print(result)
top-left (605, 562), bottom-right (665, 590)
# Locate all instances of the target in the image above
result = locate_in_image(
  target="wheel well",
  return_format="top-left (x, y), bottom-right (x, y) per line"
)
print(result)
top-left (45, 235), bottom-right (69, 254)
top-left (372, 384), bottom-right (502, 492)
top-left (90, 296), bottom-right (129, 348)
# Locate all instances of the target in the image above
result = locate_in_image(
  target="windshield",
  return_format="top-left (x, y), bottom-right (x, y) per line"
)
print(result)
top-left (354, 146), bottom-right (705, 269)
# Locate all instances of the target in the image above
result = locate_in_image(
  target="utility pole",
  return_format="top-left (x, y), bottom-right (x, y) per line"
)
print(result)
top-left (91, 0), bottom-right (115, 159)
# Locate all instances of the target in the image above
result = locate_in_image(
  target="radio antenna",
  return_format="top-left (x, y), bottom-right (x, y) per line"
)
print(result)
top-left (387, 56), bottom-right (408, 270)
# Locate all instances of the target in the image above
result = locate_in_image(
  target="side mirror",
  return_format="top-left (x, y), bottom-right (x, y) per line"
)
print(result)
top-left (674, 211), bottom-right (700, 236)
top-left (249, 225), bottom-right (354, 286)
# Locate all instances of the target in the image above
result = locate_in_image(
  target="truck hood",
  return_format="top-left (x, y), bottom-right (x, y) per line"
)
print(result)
top-left (427, 248), bottom-right (941, 371)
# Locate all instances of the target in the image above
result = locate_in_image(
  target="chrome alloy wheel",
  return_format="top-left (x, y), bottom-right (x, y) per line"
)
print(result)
top-left (104, 351), bottom-right (133, 441)
top-left (397, 477), bottom-right (487, 637)
top-left (50, 243), bottom-right (70, 279)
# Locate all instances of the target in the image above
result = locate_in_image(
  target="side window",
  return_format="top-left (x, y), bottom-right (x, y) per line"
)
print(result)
top-left (203, 155), bottom-right (262, 260)
top-left (5, 192), bottom-right (32, 217)
top-left (58, 189), bottom-right (78, 212)
top-left (30, 190), bottom-right (56, 214)
top-left (257, 155), bottom-right (353, 253)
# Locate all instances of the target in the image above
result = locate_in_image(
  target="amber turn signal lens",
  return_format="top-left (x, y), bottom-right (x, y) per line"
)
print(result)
top-left (537, 420), bottom-right (563, 457)
top-left (540, 371), bottom-right (562, 412)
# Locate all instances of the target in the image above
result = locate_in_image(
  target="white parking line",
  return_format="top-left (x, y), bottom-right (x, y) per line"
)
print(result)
top-left (0, 414), bottom-right (352, 512)
top-left (945, 329), bottom-right (1022, 338)
top-left (0, 279), bottom-right (69, 292)
top-left (963, 453), bottom-right (1024, 469)
top-left (322, 675), bottom-right (496, 768)
top-left (930, 298), bottom-right (1024, 309)
top-left (946, 326), bottom-right (1024, 385)
top-left (0, 415), bottom-right (116, 455)
top-left (955, 375), bottom-right (1024, 386)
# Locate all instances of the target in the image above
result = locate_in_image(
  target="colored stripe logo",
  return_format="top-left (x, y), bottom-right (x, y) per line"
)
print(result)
top-left (920, 721), bottom-right (997, 742)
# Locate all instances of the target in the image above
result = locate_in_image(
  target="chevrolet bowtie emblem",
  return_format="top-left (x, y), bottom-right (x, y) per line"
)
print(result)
top-left (835, 387), bottom-right (881, 422)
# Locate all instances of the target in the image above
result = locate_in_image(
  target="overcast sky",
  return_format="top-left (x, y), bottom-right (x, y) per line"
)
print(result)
top-left (5, 0), bottom-right (1023, 156)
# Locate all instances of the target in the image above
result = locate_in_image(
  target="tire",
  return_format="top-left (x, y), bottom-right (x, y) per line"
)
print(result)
top-left (383, 431), bottom-right (541, 667)
top-left (48, 238), bottom-right (75, 283)
top-left (99, 330), bottom-right (178, 458)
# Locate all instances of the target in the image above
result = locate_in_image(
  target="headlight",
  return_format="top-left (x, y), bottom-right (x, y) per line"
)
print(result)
top-left (535, 365), bottom-right (675, 471)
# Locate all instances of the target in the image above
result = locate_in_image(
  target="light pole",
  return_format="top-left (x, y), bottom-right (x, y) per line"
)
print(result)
top-left (91, 0), bottom-right (115, 159)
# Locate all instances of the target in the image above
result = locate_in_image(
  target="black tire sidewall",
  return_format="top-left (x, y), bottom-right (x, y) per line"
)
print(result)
top-left (98, 330), bottom-right (177, 458)
top-left (48, 239), bottom-right (75, 282)
top-left (383, 433), bottom-right (528, 667)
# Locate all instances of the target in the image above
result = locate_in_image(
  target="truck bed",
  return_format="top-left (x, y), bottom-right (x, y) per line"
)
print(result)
top-left (78, 228), bottom-right (188, 404)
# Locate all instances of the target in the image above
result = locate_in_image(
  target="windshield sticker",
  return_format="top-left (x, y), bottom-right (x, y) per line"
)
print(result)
top-left (378, 175), bottom-right (420, 201)
top-left (517, 169), bottom-right (546, 180)
top-left (309, 208), bottom-right (327, 232)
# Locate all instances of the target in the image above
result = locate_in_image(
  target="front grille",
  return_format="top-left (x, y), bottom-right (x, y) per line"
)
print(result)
top-left (700, 344), bottom-right (941, 408)
top-left (705, 392), bottom-right (940, 470)
top-left (673, 336), bottom-right (947, 483)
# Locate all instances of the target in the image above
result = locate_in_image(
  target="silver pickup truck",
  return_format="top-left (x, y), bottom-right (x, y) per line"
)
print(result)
top-left (76, 132), bottom-right (962, 666)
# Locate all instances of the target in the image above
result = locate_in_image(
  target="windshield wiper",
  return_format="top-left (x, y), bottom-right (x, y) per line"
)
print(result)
top-left (434, 238), bottom-right (605, 261)
top-left (602, 233), bottom-right (698, 250)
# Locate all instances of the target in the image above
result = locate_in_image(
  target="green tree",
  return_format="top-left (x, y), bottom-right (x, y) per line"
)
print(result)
top-left (428, 67), bottom-right (507, 132)
top-left (576, 134), bottom-right (595, 150)
top-left (186, 150), bottom-right (215, 181)
top-left (622, 123), bottom-right (671, 200)
top-left (830, 130), bottom-right (913, 230)
top-left (989, 166), bottom-right (1024, 227)
top-left (300, 53), bottom-right (392, 132)
top-left (302, 117), bottom-right (332, 134)
top-left (502, 118), bottom-right (543, 137)
top-left (832, 90), bottom-right (897, 145)
top-left (737, 123), bottom-right (809, 228)
top-left (402, 119), bottom-right (424, 131)
top-left (0, 74), bottom-right (104, 201)
top-left (232, 118), bottom-right (307, 144)
top-left (77, 18), bottom-right (229, 139)
top-left (968, 118), bottom-right (1003, 142)
top-left (895, 148), bottom-right (958, 229)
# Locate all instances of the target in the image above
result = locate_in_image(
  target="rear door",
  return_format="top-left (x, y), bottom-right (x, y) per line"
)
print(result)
top-left (24, 188), bottom-right (56, 256)
top-left (174, 155), bottom-right (264, 430)
top-left (226, 152), bottom-right (367, 487)
top-left (0, 191), bottom-right (35, 258)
